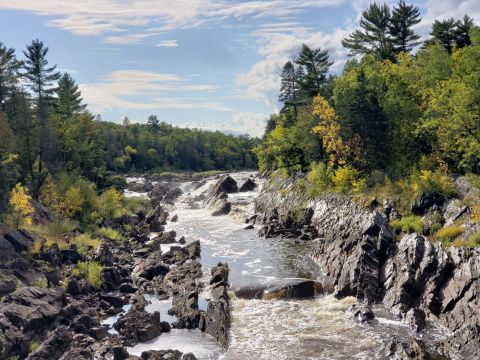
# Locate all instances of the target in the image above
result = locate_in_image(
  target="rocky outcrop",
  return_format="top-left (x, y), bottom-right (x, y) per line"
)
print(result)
top-left (202, 263), bottom-right (230, 348)
top-left (253, 176), bottom-right (480, 358)
top-left (209, 175), bottom-right (238, 197)
top-left (26, 326), bottom-right (72, 360)
top-left (239, 178), bottom-right (257, 192)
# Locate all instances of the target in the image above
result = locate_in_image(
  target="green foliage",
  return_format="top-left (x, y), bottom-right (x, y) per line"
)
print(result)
top-left (74, 261), bottom-right (103, 289)
top-left (306, 162), bottom-right (334, 197)
top-left (409, 167), bottom-right (457, 198)
top-left (95, 227), bottom-right (122, 241)
top-left (34, 278), bottom-right (48, 288)
top-left (390, 215), bottom-right (423, 234)
top-left (436, 225), bottom-right (464, 246)
top-left (70, 234), bottom-right (101, 255)
top-left (28, 341), bottom-right (40, 354)
top-left (332, 165), bottom-right (366, 193)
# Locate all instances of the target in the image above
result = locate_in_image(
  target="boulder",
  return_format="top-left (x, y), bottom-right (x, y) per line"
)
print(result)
top-left (61, 249), bottom-right (82, 264)
top-left (39, 243), bottom-right (62, 267)
top-left (411, 192), bottom-right (445, 216)
top-left (171, 214), bottom-right (179, 222)
top-left (25, 326), bottom-right (72, 360)
top-left (0, 236), bottom-right (18, 263)
top-left (209, 175), bottom-right (238, 197)
top-left (239, 178), bottom-right (257, 192)
top-left (4, 230), bottom-right (35, 252)
top-left (211, 200), bottom-right (231, 216)
top-left (132, 259), bottom-right (170, 280)
top-left (95, 243), bottom-right (115, 266)
top-left (350, 304), bottom-right (375, 323)
top-left (150, 231), bottom-right (177, 248)
top-left (114, 309), bottom-right (168, 346)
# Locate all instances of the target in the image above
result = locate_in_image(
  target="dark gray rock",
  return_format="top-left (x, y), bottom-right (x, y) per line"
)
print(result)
top-left (0, 236), bottom-right (18, 263)
top-left (4, 230), bottom-right (35, 252)
top-left (209, 175), bottom-right (238, 197)
top-left (239, 178), bottom-right (257, 192)
top-left (25, 326), bottom-right (71, 360)
top-left (211, 200), bottom-right (231, 216)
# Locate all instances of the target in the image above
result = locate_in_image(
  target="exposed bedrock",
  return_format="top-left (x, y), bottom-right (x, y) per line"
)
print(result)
top-left (253, 177), bottom-right (480, 359)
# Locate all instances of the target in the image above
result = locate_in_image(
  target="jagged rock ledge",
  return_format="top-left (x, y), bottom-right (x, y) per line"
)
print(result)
top-left (252, 175), bottom-right (480, 359)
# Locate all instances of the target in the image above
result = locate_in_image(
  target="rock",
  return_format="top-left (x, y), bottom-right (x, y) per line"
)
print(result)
top-left (4, 230), bottom-right (35, 252)
top-left (411, 192), bottom-right (445, 216)
top-left (202, 263), bottom-right (230, 348)
top-left (443, 199), bottom-right (469, 226)
top-left (89, 326), bottom-right (108, 340)
top-left (119, 282), bottom-right (138, 294)
top-left (30, 199), bottom-right (54, 225)
top-left (114, 309), bottom-right (166, 346)
top-left (171, 214), bottom-right (178, 222)
top-left (25, 326), bottom-right (71, 360)
top-left (140, 349), bottom-right (184, 360)
top-left (178, 236), bottom-right (186, 244)
top-left (244, 224), bottom-right (254, 230)
top-left (95, 243), bottom-right (115, 266)
top-left (211, 200), bottom-right (231, 216)
top-left (239, 178), bottom-right (257, 192)
top-left (405, 308), bottom-right (426, 331)
top-left (61, 249), bottom-right (82, 264)
top-left (99, 293), bottom-right (124, 308)
top-left (132, 259), bottom-right (170, 280)
top-left (151, 231), bottom-right (177, 247)
top-left (112, 346), bottom-right (130, 360)
top-left (39, 243), bottom-right (62, 267)
top-left (102, 266), bottom-right (122, 291)
top-left (235, 279), bottom-right (315, 300)
top-left (0, 236), bottom-right (18, 263)
top-left (350, 304), bottom-right (375, 323)
top-left (209, 175), bottom-right (238, 197)
top-left (383, 338), bottom-right (448, 360)
top-left (149, 184), bottom-right (183, 205)
top-left (0, 275), bottom-right (17, 296)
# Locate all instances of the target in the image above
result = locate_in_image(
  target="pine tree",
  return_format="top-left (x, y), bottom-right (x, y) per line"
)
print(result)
top-left (429, 18), bottom-right (460, 53)
top-left (455, 15), bottom-right (475, 48)
top-left (294, 44), bottom-right (333, 99)
top-left (55, 72), bottom-right (86, 119)
top-left (147, 115), bottom-right (160, 131)
top-left (123, 116), bottom-right (131, 126)
top-left (389, 0), bottom-right (421, 53)
top-left (342, 3), bottom-right (394, 60)
top-left (23, 39), bottom-right (60, 192)
top-left (279, 61), bottom-right (300, 114)
top-left (0, 42), bottom-right (22, 112)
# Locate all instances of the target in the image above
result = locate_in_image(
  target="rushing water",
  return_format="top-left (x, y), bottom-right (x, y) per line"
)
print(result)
top-left (120, 172), bottom-right (448, 359)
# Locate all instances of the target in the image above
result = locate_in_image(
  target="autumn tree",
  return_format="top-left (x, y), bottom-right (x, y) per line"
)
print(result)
top-left (6, 183), bottom-right (34, 229)
top-left (312, 96), bottom-right (349, 166)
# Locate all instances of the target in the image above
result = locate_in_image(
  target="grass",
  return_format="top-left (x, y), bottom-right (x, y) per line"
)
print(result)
top-left (69, 234), bottom-right (101, 255)
top-left (27, 219), bottom-right (78, 254)
top-left (452, 232), bottom-right (480, 248)
top-left (436, 225), bottom-right (464, 246)
top-left (34, 278), bottom-right (48, 288)
top-left (95, 227), bottom-right (122, 241)
top-left (28, 341), bottom-right (40, 354)
top-left (390, 216), bottom-right (423, 234)
top-left (73, 261), bottom-right (104, 289)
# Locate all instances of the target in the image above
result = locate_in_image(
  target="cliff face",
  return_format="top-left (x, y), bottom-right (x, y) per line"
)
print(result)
top-left (253, 176), bottom-right (480, 359)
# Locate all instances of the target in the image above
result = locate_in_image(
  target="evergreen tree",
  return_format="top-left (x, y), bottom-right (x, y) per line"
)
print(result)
top-left (342, 3), bottom-right (394, 60)
top-left (22, 39), bottom-right (60, 192)
top-left (429, 18), bottom-right (460, 53)
top-left (0, 42), bottom-right (22, 112)
top-left (147, 114), bottom-right (160, 131)
top-left (54, 72), bottom-right (86, 119)
top-left (294, 44), bottom-right (333, 99)
top-left (279, 61), bottom-right (300, 114)
top-left (455, 15), bottom-right (475, 48)
top-left (123, 116), bottom-right (131, 126)
top-left (389, 0), bottom-right (421, 53)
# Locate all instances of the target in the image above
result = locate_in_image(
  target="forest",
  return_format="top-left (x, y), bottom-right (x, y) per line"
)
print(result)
top-left (0, 39), bottom-right (258, 214)
top-left (255, 1), bottom-right (480, 201)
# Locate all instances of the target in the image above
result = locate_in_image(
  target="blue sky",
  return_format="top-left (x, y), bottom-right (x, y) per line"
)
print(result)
top-left (0, 0), bottom-right (479, 137)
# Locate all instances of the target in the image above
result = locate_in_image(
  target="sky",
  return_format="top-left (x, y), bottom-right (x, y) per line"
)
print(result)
top-left (0, 0), bottom-right (479, 137)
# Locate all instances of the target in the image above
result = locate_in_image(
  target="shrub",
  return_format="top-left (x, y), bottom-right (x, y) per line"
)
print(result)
top-left (333, 165), bottom-right (365, 193)
top-left (5, 183), bottom-right (34, 229)
top-left (390, 216), bottom-right (423, 234)
top-left (436, 225), bottom-right (464, 246)
top-left (95, 227), bottom-right (122, 241)
top-left (70, 234), bottom-right (101, 255)
top-left (307, 162), bottom-right (333, 196)
top-left (465, 173), bottom-right (480, 190)
top-left (34, 278), bottom-right (48, 288)
top-left (452, 232), bottom-right (480, 248)
top-left (75, 261), bottom-right (103, 289)
top-left (98, 188), bottom-right (122, 221)
top-left (410, 169), bottom-right (457, 198)
top-left (28, 341), bottom-right (40, 353)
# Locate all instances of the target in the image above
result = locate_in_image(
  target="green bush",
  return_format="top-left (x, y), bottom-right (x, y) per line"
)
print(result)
top-left (453, 232), bottom-right (480, 248)
top-left (410, 169), bottom-right (457, 198)
top-left (307, 162), bottom-right (334, 196)
top-left (70, 234), bottom-right (101, 255)
top-left (390, 215), bottom-right (423, 234)
top-left (75, 261), bottom-right (103, 289)
top-left (95, 227), bottom-right (122, 241)
top-left (436, 225), bottom-right (464, 246)
top-left (28, 341), bottom-right (40, 354)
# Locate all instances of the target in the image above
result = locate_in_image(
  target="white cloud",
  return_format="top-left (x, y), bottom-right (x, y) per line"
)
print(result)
top-left (104, 32), bottom-right (161, 44)
top-left (238, 26), bottom-right (351, 106)
top-left (79, 70), bottom-right (233, 112)
top-left (182, 111), bottom-right (269, 137)
top-left (0, 0), bottom-right (345, 36)
top-left (156, 40), bottom-right (179, 47)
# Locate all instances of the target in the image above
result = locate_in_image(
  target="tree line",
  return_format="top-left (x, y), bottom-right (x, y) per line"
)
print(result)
top-left (0, 39), bottom-right (258, 214)
top-left (255, 1), bottom-right (480, 188)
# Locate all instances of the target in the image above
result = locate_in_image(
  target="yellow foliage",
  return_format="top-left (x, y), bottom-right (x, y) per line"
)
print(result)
top-left (70, 234), bottom-right (101, 255)
top-left (332, 165), bottom-right (363, 193)
top-left (98, 188), bottom-right (122, 221)
top-left (312, 96), bottom-right (349, 166)
top-left (62, 187), bottom-right (83, 218)
top-left (7, 183), bottom-right (34, 229)
top-left (75, 261), bottom-right (103, 289)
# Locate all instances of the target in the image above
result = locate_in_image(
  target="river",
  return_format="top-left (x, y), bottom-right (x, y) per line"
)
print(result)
top-left (119, 172), bottom-right (446, 360)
